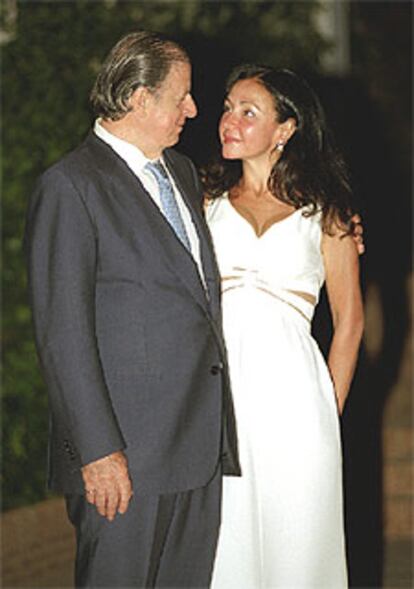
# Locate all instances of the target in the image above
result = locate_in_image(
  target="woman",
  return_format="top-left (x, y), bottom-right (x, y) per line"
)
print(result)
top-left (203, 65), bottom-right (364, 588)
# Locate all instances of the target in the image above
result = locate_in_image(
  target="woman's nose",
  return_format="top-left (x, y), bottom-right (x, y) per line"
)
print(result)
top-left (223, 110), bottom-right (238, 127)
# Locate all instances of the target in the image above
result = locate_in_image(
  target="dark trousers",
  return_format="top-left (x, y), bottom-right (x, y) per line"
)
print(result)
top-left (65, 466), bottom-right (222, 588)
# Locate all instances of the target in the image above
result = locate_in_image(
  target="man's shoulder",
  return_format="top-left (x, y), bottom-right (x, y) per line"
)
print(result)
top-left (164, 147), bottom-right (195, 172)
top-left (164, 148), bottom-right (201, 190)
top-left (41, 132), bottom-right (109, 181)
top-left (33, 133), bottom-right (126, 210)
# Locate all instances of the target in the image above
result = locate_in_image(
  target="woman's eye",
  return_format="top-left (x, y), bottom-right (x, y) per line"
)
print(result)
top-left (243, 109), bottom-right (255, 118)
top-left (223, 104), bottom-right (231, 113)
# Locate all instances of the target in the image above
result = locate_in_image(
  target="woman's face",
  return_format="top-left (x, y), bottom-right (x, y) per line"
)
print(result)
top-left (219, 78), bottom-right (282, 162)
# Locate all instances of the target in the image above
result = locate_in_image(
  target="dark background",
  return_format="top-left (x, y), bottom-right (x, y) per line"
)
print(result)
top-left (2, 2), bottom-right (412, 587)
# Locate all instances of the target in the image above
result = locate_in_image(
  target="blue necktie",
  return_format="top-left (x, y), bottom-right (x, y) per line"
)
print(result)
top-left (146, 161), bottom-right (191, 252)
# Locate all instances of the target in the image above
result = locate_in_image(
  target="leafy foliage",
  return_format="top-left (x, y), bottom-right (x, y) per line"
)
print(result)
top-left (2, 0), bottom-right (324, 510)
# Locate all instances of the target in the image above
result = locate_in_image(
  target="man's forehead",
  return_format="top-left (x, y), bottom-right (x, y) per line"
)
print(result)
top-left (160, 62), bottom-right (191, 91)
top-left (167, 60), bottom-right (191, 79)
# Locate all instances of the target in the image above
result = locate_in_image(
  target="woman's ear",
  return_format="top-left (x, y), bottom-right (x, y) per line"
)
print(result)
top-left (279, 117), bottom-right (297, 143)
top-left (273, 117), bottom-right (297, 153)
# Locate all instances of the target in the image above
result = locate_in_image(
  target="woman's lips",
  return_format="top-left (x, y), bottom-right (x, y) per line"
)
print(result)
top-left (222, 135), bottom-right (241, 144)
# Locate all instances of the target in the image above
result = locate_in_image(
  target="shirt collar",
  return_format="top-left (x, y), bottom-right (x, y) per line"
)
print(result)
top-left (94, 118), bottom-right (159, 172)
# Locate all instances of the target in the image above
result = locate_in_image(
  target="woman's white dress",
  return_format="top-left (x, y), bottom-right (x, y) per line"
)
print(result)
top-left (206, 194), bottom-right (348, 589)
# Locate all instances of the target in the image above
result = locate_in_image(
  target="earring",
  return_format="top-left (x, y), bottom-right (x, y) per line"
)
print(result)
top-left (276, 141), bottom-right (285, 152)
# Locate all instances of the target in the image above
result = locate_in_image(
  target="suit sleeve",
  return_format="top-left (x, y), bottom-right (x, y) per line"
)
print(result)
top-left (25, 166), bottom-right (126, 466)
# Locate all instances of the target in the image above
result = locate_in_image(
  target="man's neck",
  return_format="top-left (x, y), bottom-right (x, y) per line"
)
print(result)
top-left (100, 117), bottom-right (162, 160)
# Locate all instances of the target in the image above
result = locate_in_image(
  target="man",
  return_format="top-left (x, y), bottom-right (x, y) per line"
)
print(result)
top-left (26, 31), bottom-right (240, 588)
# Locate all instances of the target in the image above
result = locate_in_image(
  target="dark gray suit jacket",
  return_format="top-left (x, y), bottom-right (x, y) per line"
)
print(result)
top-left (26, 132), bottom-right (240, 495)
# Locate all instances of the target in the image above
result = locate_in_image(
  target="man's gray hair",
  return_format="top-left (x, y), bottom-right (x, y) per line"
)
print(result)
top-left (90, 31), bottom-right (189, 121)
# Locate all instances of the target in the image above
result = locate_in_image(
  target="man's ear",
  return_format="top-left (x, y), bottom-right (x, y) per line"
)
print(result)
top-left (129, 86), bottom-right (152, 115)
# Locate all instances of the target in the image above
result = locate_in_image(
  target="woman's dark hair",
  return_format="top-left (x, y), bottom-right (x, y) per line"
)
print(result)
top-left (202, 64), bottom-right (355, 233)
top-left (90, 31), bottom-right (189, 121)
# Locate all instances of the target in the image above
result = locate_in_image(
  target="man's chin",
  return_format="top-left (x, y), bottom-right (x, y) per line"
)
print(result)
top-left (166, 133), bottom-right (181, 148)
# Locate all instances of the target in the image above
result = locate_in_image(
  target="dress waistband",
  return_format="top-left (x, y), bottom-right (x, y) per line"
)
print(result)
top-left (221, 267), bottom-right (315, 324)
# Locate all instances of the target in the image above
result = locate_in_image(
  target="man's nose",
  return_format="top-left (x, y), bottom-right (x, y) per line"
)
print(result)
top-left (184, 94), bottom-right (197, 119)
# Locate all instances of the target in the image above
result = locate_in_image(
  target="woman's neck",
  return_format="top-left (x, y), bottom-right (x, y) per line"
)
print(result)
top-left (239, 158), bottom-right (275, 199)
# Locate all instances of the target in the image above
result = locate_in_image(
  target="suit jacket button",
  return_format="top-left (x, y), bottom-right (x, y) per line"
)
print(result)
top-left (210, 363), bottom-right (223, 375)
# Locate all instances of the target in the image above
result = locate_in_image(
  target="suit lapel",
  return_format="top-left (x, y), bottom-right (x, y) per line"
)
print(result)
top-left (163, 151), bottom-right (221, 318)
top-left (137, 189), bottom-right (211, 315)
top-left (86, 133), bottom-right (214, 317)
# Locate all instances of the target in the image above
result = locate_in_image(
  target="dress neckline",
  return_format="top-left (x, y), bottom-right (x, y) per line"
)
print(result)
top-left (223, 193), bottom-right (301, 239)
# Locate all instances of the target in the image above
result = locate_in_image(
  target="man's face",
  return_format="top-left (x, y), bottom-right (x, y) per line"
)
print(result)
top-left (144, 61), bottom-right (197, 157)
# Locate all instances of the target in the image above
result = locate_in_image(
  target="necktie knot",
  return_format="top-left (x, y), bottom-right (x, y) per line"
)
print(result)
top-left (146, 160), bottom-right (168, 183)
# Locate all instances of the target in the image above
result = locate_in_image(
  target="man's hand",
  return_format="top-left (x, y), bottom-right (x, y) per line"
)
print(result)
top-left (81, 450), bottom-right (133, 521)
top-left (351, 213), bottom-right (365, 255)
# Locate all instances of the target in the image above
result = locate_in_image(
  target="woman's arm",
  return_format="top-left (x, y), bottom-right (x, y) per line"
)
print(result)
top-left (322, 229), bottom-right (364, 414)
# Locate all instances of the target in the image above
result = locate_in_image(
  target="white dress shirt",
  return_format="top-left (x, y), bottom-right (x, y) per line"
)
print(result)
top-left (94, 119), bottom-right (206, 288)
